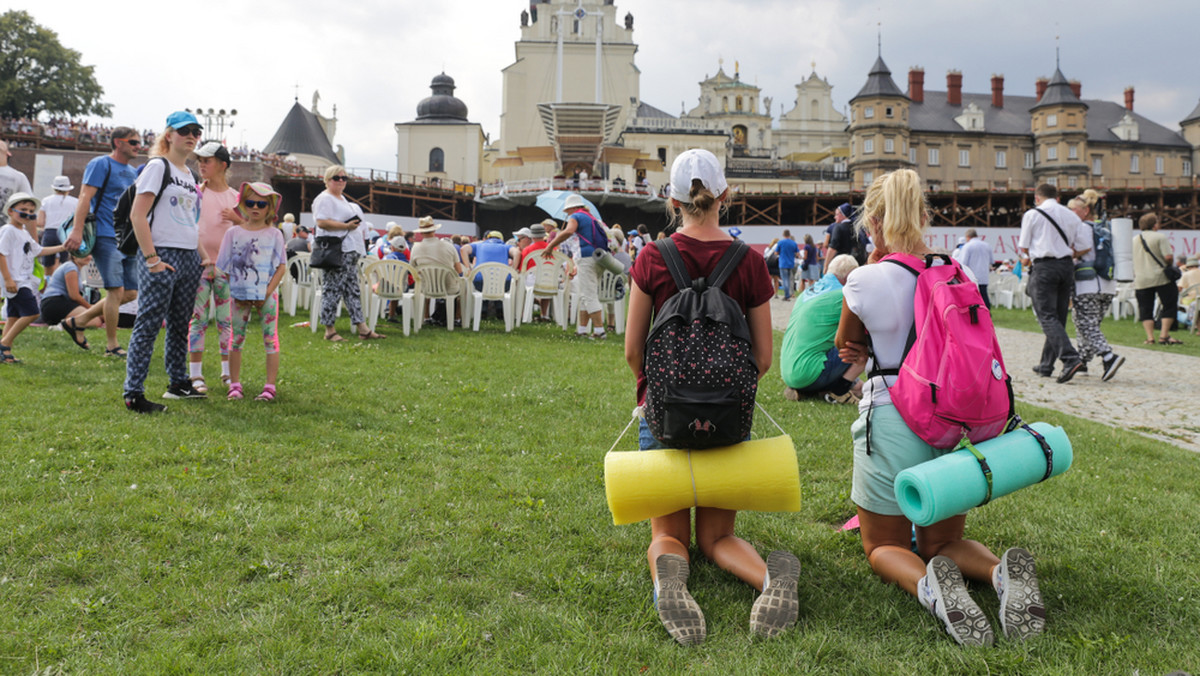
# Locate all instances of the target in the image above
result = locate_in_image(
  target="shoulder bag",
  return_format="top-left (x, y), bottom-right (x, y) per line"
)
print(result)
top-left (1138, 234), bottom-right (1181, 282)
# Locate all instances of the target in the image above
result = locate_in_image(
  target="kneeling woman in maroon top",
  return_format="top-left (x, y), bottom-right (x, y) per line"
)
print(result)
top-left (624, 149), bottom-right (798, 645)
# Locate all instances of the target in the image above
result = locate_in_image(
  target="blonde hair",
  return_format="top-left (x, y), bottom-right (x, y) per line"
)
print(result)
top-left (324, 165), bottom-right (347, 182)
top-left (665, 179), bottom-right (727, 228)
top-left (1067, 188), bottom-right (1104, 217)
top-left (150, 126), bottom-right (173, 158)
top-left (856, 169), bottom-right (930, 254)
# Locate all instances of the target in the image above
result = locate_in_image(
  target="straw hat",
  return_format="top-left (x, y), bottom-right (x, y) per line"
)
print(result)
top-left (416, 216), bottom-right (441, 234)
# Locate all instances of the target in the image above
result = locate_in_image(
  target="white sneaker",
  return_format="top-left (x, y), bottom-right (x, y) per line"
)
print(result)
top-left (923, 556), bottom-right (994, 646)
top-left (750, 550), bottom-right (801, 638)
top-left (654, 554), bottom-right (705, 646)
top-left (996, 547), bottom-right (1046, 640)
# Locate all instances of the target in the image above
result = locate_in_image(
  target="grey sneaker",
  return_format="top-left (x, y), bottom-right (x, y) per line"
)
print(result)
top-left (750, 550), bottom-right (800, 638)
top-left (654, 554), bottom-right (705, 646)
top-left (924, 556), bottom-right (994, 646)
top-left (996, 547), bottom-right (1046, 641)
top-left (1101, 353), bottom-right (1126, 382)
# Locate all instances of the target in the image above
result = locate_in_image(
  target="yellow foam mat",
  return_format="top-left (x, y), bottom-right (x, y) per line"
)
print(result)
top-left (604, 435), bottom-right (802, 525)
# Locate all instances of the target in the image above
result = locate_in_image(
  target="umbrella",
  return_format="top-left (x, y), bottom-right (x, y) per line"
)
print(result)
top-left (535, 190), bottom-right (602, 222)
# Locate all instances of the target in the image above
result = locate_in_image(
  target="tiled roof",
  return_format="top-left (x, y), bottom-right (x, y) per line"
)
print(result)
top-left (263, 102), bottom-right (339, 163)
top-left (851, 56), bottom-right (906, 101)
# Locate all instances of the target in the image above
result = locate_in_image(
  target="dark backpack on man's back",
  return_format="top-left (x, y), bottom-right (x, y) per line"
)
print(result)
top-left (642, 238), bottom-right (758, 449)
top-left (113, 157), bottom-right (198, 255)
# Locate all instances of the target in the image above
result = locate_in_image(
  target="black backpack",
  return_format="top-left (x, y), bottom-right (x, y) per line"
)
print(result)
top-left (113, 158), bottom-right (198, 255)
top-left (643, 238), bottom-right (758, 449)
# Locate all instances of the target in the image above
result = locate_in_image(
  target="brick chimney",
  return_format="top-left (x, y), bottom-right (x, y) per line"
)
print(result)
top-left (1124, 86), bottom-right (1135, 111)
top-left (908, 67), bottom-right (925, 103)
top-left (991, 74), bottom-right (1004, 108)
top-left (1035, 77), bottom-right (1049, 101)
top-left (947, 70), bottom-right (962, 106)
top-left (1069, 79), bottom-right (1082, 99)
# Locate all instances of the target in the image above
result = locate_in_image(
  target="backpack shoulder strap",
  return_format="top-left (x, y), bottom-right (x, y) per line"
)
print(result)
top-left (146, 157), bottom-right (172, 226)
top-left (654, 237), bottom-right (693, 292)
top-left (1137, 233), bottom-right (1168, 269)
top-left (1034, 206), bottom-right (1073, 248)
top-left (708, 239), bottom-right (749, 290)
top-left (868, 257), bottom-right (920, 379)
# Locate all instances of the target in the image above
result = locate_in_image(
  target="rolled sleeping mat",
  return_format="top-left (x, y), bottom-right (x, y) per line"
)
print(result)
top-left (604, 435), bottom-right (801, 525)
top-left (893, 422), bottom-right (1072, 527)
top-left (1111, 217), bottom-right (1134, 282)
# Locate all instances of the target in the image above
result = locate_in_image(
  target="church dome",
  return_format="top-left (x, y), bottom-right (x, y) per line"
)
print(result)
top-left (416, 72), bottom-right (469, 122)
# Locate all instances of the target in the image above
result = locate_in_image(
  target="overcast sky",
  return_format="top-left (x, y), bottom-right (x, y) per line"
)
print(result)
top-left (12, 0), bottom-right (1200, 172)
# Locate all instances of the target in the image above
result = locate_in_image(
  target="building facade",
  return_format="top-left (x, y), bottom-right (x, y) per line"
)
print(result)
top-left (395, 74), bottom-right (485, 185)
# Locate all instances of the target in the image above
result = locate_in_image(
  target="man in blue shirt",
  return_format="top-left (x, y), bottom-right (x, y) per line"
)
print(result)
top-left (64, 126), bottom-right (141, 357)
top-left (775, 229), bottom-right (799, 301)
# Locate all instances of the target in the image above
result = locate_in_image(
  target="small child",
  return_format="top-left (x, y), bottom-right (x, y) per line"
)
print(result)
top-left (1, 193), bottom-right (67, 363)
top-left (215, 183), bottom-right (287, 401)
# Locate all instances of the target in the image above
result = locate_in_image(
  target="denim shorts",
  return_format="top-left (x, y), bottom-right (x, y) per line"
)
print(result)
top-left (851, 403), bottom-right (955, 516)
top-left (92, 235), bottom-right (139, 291)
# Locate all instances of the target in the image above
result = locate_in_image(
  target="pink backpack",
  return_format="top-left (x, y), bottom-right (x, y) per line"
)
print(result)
top-left (868, 252), bottom-right (1014, 450)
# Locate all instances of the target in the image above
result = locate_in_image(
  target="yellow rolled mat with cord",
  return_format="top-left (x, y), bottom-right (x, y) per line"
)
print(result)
top-left (603, 435), bottom-right (802, 525)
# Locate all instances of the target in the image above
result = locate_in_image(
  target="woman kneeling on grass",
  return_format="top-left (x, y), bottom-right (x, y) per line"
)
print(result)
top-left (216, 182), bottom-right (288, 402)
top-left (624, 149), bottom-right (800, 646)
top-left (835, 169), bottom-right (1045, 647)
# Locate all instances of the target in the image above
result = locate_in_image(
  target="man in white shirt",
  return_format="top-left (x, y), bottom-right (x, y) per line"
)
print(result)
top-left (956, 229), bottom-right (995, 309)
top-left (1018, 184), bottom-right (1084, 383)
top-left (0, 141), bottom-right (33, 230)
top-left (37, 175), bottom-right (80, 276)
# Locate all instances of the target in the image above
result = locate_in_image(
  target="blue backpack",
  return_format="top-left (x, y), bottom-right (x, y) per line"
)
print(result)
top-left (1091, 220), bottom-right (1114, 281)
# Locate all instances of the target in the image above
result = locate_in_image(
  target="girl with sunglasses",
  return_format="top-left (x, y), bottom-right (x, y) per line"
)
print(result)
top-left (312, 164), bottom-right (384, 341)
top-left (123, 111), bottom-right (209, 413)
top-left (216, 183), bottom-right (288, 401)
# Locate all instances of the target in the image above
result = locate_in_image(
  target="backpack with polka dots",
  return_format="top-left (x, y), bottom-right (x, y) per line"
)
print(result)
top-left (643, 238), bottom-right (758, 449)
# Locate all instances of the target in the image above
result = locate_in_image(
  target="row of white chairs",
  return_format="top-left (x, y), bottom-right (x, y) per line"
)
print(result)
top-left (280, 252), bottom-right (629, 336)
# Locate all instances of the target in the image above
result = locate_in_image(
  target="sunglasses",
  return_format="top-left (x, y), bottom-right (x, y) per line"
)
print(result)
top-left (243, 200), bottom-right (271, 209)
top-left (13, 210), bottom-right (37, 220)
top-left (176, 126), bottom-right (203, 138)
top-left (121, 138), bottom-right (141, 146)
top-left (330, 175), bottom-right (349, 182)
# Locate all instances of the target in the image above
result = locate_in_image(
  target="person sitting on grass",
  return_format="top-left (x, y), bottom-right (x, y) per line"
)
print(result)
top-left (216, 183), bottom-right (288, 402)
top-left (43, 252), bottom-right (103, 349)
top-left (835, 169), bottom-right (1044, 647)
top-left (780, 254), bottom-right (865, 405)
top-left (624, 149), bottom-right (800, 646)
top-left (1, 193), bottom-right (68, 363)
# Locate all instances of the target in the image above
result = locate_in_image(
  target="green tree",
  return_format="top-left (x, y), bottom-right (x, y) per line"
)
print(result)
top-left (0, 10), bottom-right (111, 119)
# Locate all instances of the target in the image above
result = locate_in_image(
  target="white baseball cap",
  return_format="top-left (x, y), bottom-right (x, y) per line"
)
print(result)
top-left (669, 149), bottom-right (728, 203)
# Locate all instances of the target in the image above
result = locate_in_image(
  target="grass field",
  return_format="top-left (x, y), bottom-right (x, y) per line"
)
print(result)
top-left (1, 315), bottom-right (1198, 674)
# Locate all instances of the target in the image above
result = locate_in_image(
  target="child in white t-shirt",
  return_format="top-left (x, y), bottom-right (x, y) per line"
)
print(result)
top-left (216, 183), bottom-right (288, 402)
top-left (1, 193), bottom-right (67, 363)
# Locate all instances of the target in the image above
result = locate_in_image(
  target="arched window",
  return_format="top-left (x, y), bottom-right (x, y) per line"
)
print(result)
top-left (429, 147), bottom-right (445, 173)
top-left (736, 96), bottom-right (743, 112)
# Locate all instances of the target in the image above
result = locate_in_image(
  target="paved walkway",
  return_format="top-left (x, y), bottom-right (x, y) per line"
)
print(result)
top-left (769, 296), bottom-right (1200, 453)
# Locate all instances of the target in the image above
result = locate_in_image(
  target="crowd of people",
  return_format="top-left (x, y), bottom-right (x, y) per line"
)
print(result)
top-left (2, 116), bottom-right (157, 150)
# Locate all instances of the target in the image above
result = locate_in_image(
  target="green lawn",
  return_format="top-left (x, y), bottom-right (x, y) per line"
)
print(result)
top-left (989, 303), bottom-right (1200, 359)
top-left (1, 316), bottom-right (1197, 674)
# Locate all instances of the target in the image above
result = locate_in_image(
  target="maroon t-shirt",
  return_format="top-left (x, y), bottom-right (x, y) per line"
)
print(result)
top-left (630, 233), bottom-right (773, 404)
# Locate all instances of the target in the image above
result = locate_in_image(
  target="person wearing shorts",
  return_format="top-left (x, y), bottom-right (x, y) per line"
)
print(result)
top-left (1, 193), bottom-right (68, 362)
top-left (837, 169), bottom-right (1045, 647)
top-left (1132, 212), bottom-right (1182, 345)
top-left (64, 126), bottom-right (142, 357)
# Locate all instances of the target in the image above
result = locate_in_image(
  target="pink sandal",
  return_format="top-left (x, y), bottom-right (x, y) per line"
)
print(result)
top-left (255, 385), bottom-right (276, 402)
top-left (227, 383), bottom-right (243, 400)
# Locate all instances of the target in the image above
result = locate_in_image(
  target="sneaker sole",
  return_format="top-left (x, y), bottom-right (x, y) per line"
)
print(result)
top-left (750, 550), bottom-right (800, 638)
top-left (1101, 355), bottom-right (1126, 382)
top-left (927, 556), bottom-right (994, 647)
top-left (655, 554), bottom-right (705, 646)
top-left (998, 547), bottom-right (1045, 641)
top-left (162, 392), bottom-right (207, 400)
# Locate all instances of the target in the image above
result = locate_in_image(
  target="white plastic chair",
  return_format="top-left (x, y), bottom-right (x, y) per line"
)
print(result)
top-left (466, 262), bottom-right (517, 332)
top-left (412, 263), bottom-right (464, 332)
top-left (598, 270), bottom-right (628, 334)
top-left (309, 268), bottom-right (324, 332)
top-left (1111, 283), bottom-right (1136, 321)
top-left (364, 259), bottom-right (418, 335)
top-left (285, 253), bottom-right (316, 316)
top-left (521, 252), bottom-right (570, 329)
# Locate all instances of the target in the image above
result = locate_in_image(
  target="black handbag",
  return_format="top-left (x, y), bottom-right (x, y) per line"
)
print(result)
top-left (309, 236), bottom-right (344, 269)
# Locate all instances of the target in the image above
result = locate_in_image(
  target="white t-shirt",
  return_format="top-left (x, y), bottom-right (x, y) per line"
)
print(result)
top-left (312, 191), bottom-right (365, 253)
top-left (842, 256), bottom-right (975, 412)
top-left (39, 194), bottom-right (80, 235)
top-left (0, 166), bottom-right (32, 225)
top-left (134, 158), bottom-right (200, 250)
top-left (0, 223), bottom-right (42, 297)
